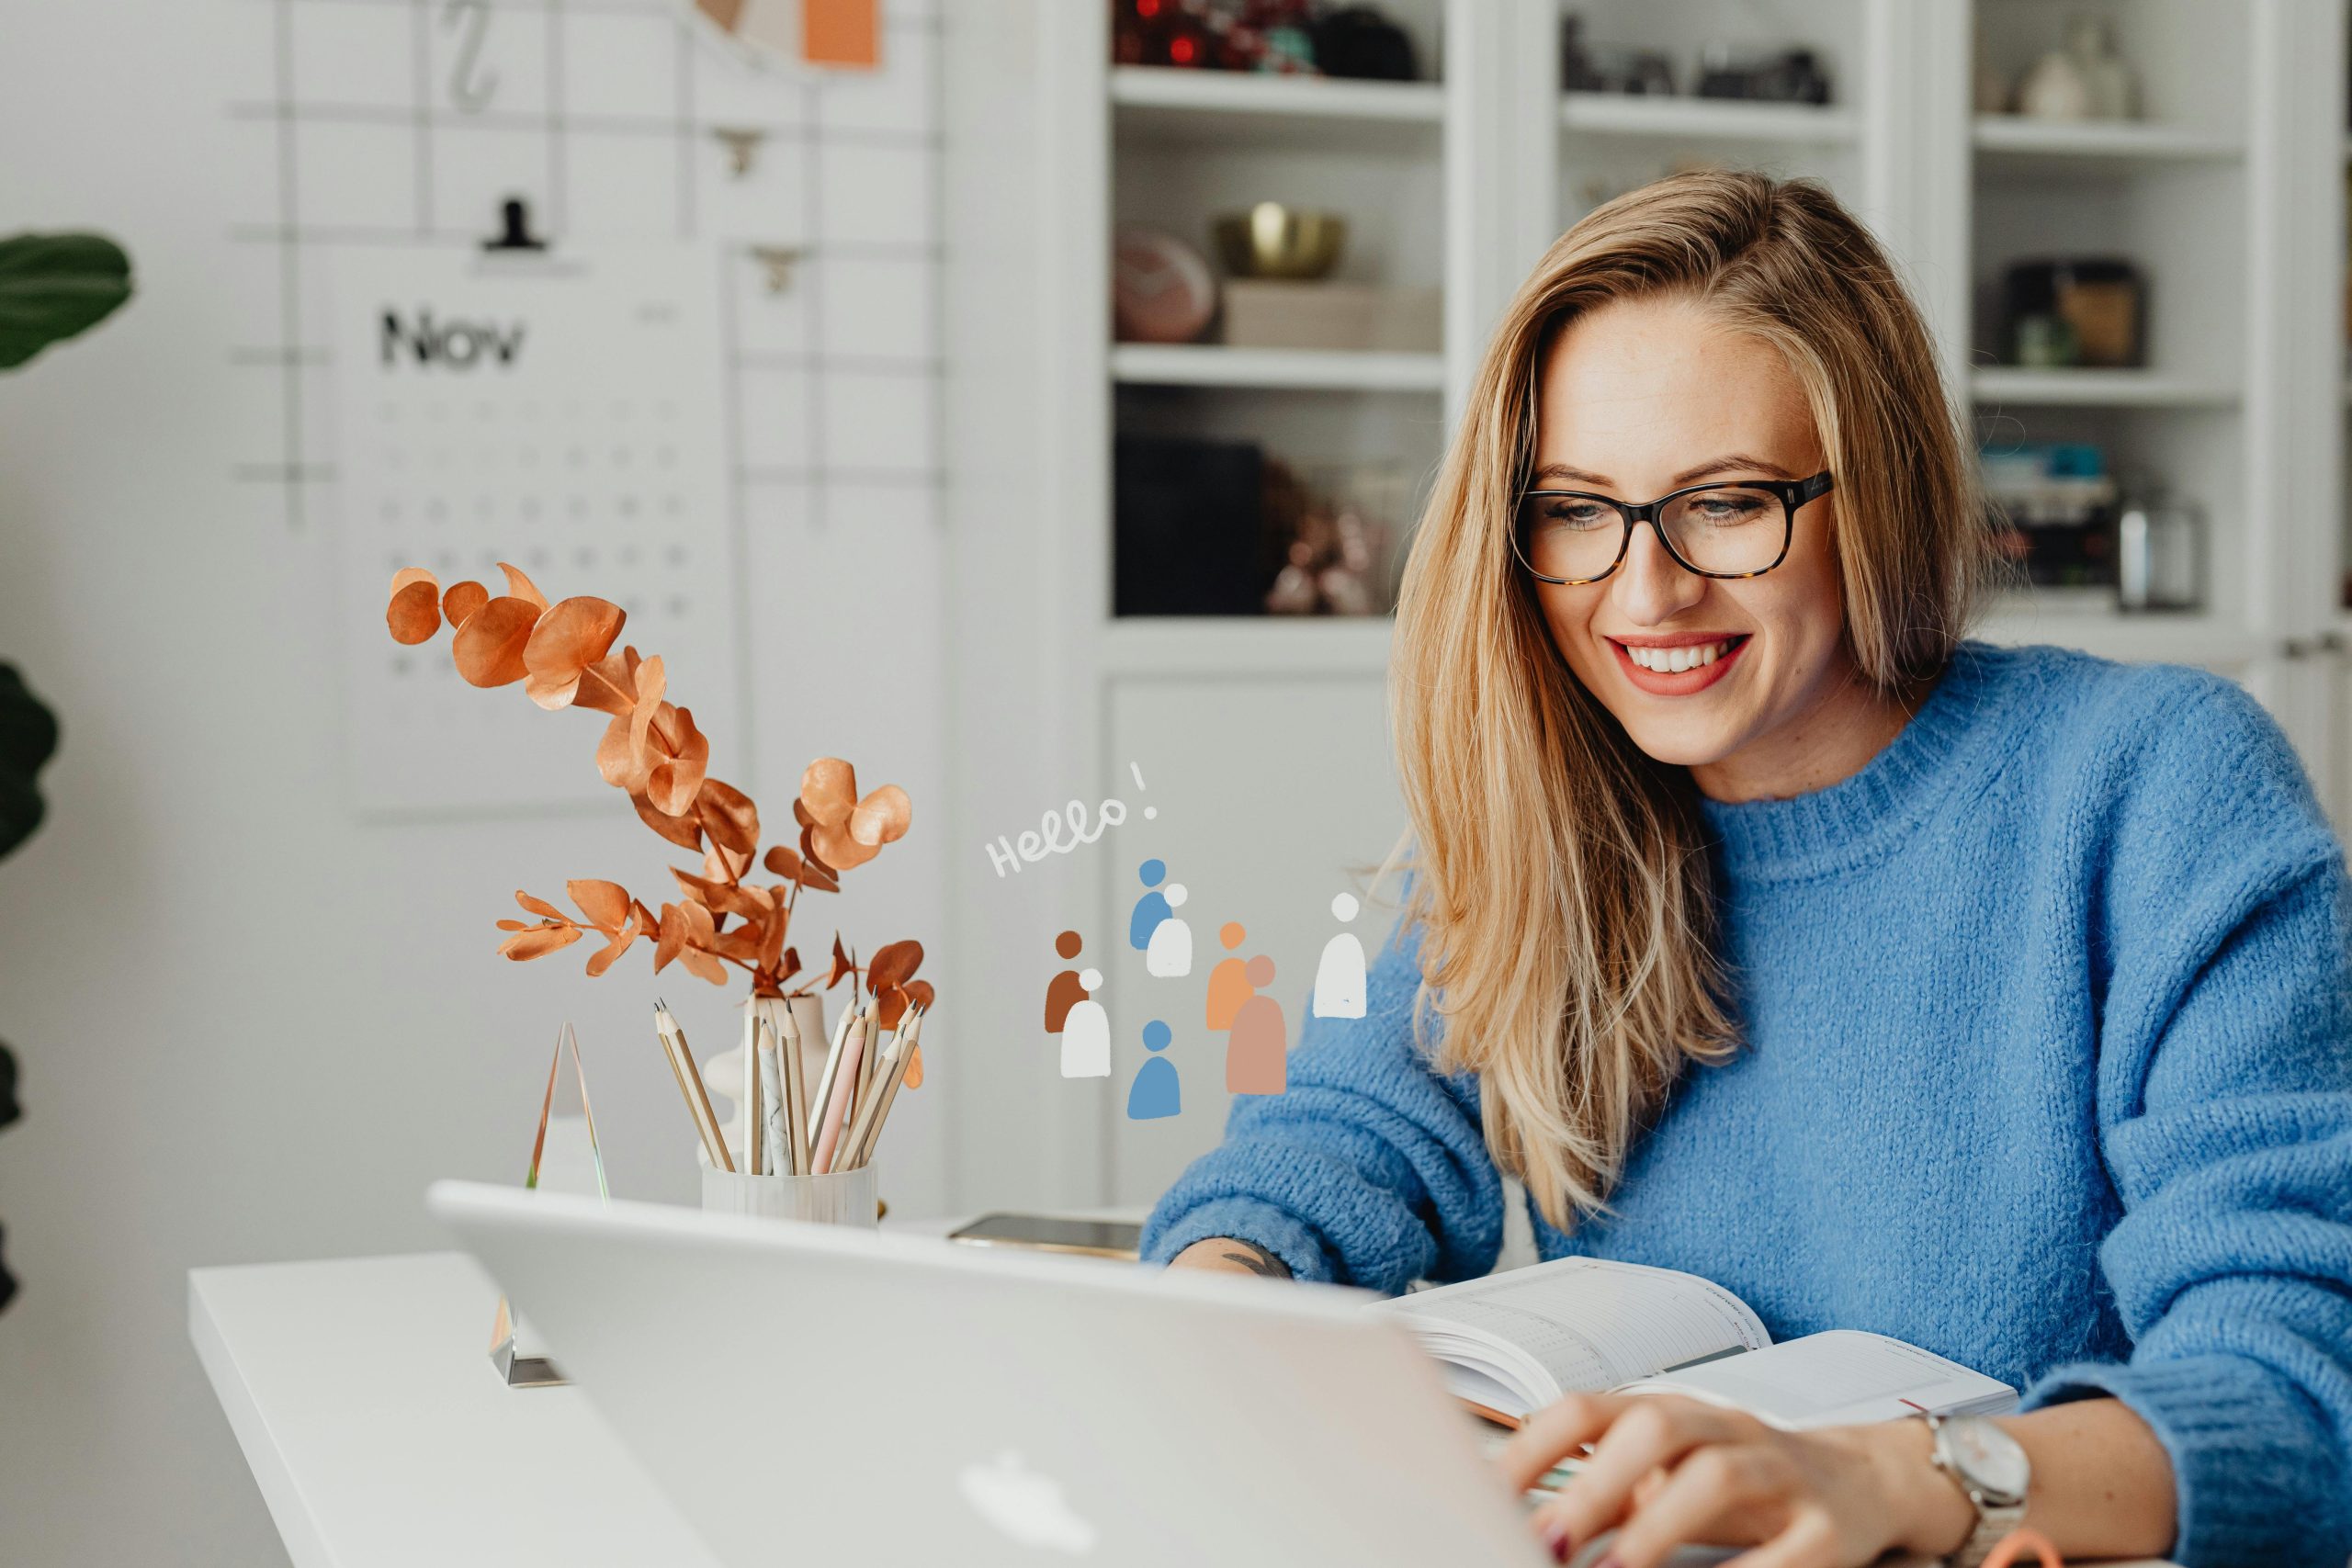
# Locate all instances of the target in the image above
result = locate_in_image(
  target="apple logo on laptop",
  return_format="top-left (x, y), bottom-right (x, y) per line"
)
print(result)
top-left (957, 1450), bottom-right (1098, 1554)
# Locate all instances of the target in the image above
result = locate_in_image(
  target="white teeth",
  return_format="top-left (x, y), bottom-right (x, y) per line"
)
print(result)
top-left (1626, 638), bottom-right (1736, 673)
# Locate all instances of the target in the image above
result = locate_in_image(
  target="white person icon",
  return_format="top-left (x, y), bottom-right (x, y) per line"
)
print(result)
top-left (1145, 883), bottom-right (1193, 977)
top-left (1311, 893), bottom-right (1367, 1019)
top-left (1060, 968), bottom-right (1111, 1078)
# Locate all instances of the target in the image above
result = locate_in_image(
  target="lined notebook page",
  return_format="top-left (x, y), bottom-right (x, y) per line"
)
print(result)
top-left (1388, 1258), bottom-right (1770, 1394)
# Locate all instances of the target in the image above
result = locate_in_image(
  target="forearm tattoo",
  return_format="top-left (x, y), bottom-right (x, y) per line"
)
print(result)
top-left (1219, 1241), bottom-right (1291, 1279)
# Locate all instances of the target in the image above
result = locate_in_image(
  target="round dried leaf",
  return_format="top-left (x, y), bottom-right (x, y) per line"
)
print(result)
top-left (648, 705), bottom-right (710, 818)
top-left (567, 878), bottom-right (632, 931)
top-left (632, 789), bottom-right (704, 851)
top-left (386, 579), bottom-right (442, 645)
top-left (500, 923), bottom-right (583, 961)
top-left (599, 714), bottom-right (653, 794)
top-left (901, 1044), bottom-right (924, 1089)
top-left (866, 939), bottom-right (922, 995)
top-left (451, 596), bottom-right (538, 687)
top-left (762, 844), bottom-right (805, 879)
top-left (441, 580), bottom-right (490, 628)
top-left (695, 777), bottom-right (760, 857)
top-left (903, 980), bottom-right (936, 1010)
top-left (799, 757), bottom-right (857, 828)
top-left (812, 820), bottom-right (879, 872)
top-left (497, 560), bottom-right (549, 610)
top-left (522, 596), bottom-right (628, 710)
top-left (848, 784), bottom-right (911, 848)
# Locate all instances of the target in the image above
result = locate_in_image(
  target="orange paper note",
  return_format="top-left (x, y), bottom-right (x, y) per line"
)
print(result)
top-left (803, 0), bottom-right (878, 68)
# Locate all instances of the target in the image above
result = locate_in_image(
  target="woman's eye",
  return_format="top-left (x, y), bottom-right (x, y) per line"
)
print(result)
top-left (1541, 501), bottom-right (1612, 530)
top-left (1691, 496), bottom-right (1767, 525)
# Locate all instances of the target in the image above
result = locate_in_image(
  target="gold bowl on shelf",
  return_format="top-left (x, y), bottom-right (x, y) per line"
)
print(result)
top-left (1212, 204), bottom-right (1348, 280)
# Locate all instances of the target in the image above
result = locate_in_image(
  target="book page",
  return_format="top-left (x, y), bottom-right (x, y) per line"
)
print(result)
top-left (1385, 1258), bottom-right (1770, 1402)
top-left (1616, 1330), bottom-right (2018, 1430)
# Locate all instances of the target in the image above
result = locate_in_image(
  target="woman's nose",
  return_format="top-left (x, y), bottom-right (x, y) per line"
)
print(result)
top-left (1611, 521), bottom-right (1705, 626)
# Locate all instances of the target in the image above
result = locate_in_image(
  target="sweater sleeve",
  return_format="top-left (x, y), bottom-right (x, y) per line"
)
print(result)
top-left (1138, 918), bottom-right (1504, 1292)
top-left (2017, 674), bottom-right (2352, 1568)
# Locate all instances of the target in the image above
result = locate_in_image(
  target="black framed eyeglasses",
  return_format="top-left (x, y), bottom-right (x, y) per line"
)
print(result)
top-left (1512, 471), bottom-right (1835, 585)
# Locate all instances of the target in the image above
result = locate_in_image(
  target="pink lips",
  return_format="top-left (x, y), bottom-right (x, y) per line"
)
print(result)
top-left (1608, 634), bottom-right (1749, 696)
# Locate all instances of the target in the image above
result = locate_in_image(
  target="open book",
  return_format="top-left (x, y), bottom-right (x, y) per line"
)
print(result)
top-left (1381, 1257), bottom-right (2016, 1430)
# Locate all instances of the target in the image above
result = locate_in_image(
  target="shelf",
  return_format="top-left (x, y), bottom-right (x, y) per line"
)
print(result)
top-left (1972, 115), bottom-right (2243, 167)
top-left (1111, 66), bottom-right (1442, 153)
top-left (1112, 343), bottom-right (1444, 392)
top-left (1970, 367), bottom-right (2240, 409)
top-left (1103, 616), bottom-right (1394, 678)
top-left (1562, 94), bottom-right (1858, 145)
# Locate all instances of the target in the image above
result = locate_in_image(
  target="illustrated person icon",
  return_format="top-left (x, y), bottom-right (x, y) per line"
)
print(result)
top-left (1145, 884), bottom-right (1193, 977)
top-left (1128, 858), bottom-right (1172, 950)
top-left (1226, 955), bottom-right (1287, 1095)
top-left (1060, 969), bottom-right (1111, 1079)
top-left (1204, 921), bottom-right (1250, 1030)
top-left (1125, 1020), bottom-right (1182, 1121)
top-left (1311, 892), bottom-right (1367, 1019)
top-left (1044, 930), bottom-right (1089, 1032)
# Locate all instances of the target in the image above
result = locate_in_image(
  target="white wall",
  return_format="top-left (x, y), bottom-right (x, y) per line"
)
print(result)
top-left (0, 2), bottom-right (951, 1562)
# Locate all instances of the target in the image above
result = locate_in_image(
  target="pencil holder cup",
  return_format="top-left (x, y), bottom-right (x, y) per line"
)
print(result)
top-left (701, 1164), bottom-right (880, 1229)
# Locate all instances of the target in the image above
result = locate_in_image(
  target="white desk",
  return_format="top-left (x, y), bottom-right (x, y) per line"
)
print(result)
top-left (191, 1247), bottom-right (2182, 1568)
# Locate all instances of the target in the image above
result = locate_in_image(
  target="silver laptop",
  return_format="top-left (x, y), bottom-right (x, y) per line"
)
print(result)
top-left (429, 1180), bottom-right (1546, 1568)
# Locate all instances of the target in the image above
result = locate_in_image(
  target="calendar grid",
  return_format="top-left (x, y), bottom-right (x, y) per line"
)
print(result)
top-left (226, 0), bottom-right (944, 537)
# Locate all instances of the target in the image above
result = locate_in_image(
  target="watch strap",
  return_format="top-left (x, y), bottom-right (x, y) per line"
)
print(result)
top-left (1945, 1500), bottom-right (2028, 1568)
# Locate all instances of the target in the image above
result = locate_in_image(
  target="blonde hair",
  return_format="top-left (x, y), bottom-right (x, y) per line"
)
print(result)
top-left (1390, 170), bottom-right (1996, 1230)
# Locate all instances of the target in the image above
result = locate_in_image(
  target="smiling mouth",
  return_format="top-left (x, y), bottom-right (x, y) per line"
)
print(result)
top-left (1614, 635), bottom-right (1748, 673)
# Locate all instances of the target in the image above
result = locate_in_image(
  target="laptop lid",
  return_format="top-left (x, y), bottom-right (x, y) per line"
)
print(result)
top-left (429, 1180), bottom-right (1544, 1568)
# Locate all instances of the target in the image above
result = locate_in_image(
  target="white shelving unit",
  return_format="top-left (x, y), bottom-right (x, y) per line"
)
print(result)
top-left (938, 0), bottom-right (2352, 1212)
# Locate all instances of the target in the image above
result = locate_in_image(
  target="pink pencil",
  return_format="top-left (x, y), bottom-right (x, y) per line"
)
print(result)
top-left (810, 1008), bottom-right (869, 1175)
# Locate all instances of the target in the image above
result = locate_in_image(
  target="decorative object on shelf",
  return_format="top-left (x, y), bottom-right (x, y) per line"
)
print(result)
top-left (2009, 13), bottom-right (2138, 122)
top-left (1694, 44), bottom-right (1831, 106)
top-left (1212, 203), bottom-right (1347, 281)
top-left (1564, 37), bottom-right (1676, 96)
top-left (487, 1023), bottom-right (608, 1388)
top-left (2004, 258), bottom-right (2144, 369)
top-left (1114, 433), bottom-right (1265, 615)
top-left (376, 561), bottom-right (936, 1163)
top-left (2064, 14), bottom-right (2138, 120)
top-left (1218, 279), bottom-right (1441, 353)
top-left (2114, 482), bottom-right (2203, 613)
top-left (1980, 442), bottom-right (2119, 590)
top-left (2013, 39), bottom-right (2094, 120)
top-left (1310, 5), bottom-right (1415, 81)
top-left (1114, 227), bottom-right (1217, 344)
top-left (1262, 458), bottom-right (1404, 617)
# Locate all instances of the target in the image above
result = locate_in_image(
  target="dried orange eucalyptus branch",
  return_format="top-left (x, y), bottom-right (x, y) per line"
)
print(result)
top-left (385, 561), bottom-right (934, 1030)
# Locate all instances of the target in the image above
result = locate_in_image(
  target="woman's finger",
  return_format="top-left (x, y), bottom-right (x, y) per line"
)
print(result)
top-left (1499, 1393), bottom-right (1625, 1491)
top-left (1598, 1442), bottom-right (1793, 1568)
top-left (1720, 1504), bottom-right (1842, 1568)
top-left (1528, 1396), bottom-right (1747, 1554)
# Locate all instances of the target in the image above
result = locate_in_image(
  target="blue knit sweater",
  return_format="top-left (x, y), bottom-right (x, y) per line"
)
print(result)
top-left (1143, 642), bottom-right (2352, 1568)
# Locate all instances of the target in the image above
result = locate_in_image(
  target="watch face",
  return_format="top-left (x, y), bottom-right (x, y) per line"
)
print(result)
top-left (1950, 1418), bottom-right (2030, 1506)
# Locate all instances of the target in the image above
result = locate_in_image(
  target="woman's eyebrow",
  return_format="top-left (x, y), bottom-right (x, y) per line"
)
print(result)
top-left (1531, 455), bottom-right (1797, 491)
top-left (1673, 454), bottom-right (1794, 484)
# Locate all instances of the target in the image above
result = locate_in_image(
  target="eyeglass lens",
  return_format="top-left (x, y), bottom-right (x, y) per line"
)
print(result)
top-left (1518, 485), bottom-right (1788, 582)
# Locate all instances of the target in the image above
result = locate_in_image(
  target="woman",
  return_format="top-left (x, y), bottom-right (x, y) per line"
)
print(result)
top-left (1143, 171), bottom-right (2352, 1568)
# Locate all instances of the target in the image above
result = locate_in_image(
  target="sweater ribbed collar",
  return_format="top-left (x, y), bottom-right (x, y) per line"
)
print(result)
top-left (1698, 640), bottom-right (2031, 884)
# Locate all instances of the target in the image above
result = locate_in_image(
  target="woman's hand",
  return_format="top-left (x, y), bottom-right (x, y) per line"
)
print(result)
top-left (1498, 1393), bottom-right (1973, 1567)
top-left (1166, 1237), bottom-right (1293, 1278)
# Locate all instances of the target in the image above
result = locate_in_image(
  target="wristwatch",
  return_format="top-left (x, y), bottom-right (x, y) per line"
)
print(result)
top-left (1922, 1413), bottom-right (2030, 1568)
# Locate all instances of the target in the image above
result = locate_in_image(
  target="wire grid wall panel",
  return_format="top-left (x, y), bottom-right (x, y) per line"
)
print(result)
top-left (223, 0), bottom-right (943, 812)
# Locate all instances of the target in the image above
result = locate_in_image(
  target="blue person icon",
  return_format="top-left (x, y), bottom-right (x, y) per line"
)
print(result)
top-left (1125, 1020), bottom-right (1181, 1122)
top-left (1128, 858), bottom-right (1172, 951)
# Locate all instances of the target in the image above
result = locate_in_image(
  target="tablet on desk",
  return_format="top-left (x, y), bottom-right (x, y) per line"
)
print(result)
top-left (945, 1212), bottom-right (1142, 1259)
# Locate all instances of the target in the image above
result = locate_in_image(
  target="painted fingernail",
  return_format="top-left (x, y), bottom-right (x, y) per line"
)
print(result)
top-left (1539, 1517), bottom-right (1575, 1562)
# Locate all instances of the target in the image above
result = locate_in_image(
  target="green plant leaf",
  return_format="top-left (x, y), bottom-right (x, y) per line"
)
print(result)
top-left (0, 231), bottom-right (134, 372)
top-left (0, 664), bottom-right (60, 861)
